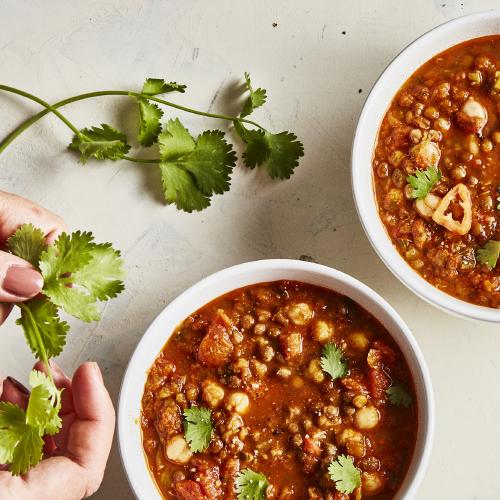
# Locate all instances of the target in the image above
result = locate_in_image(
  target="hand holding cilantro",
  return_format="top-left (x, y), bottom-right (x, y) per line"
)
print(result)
top-left (0, 191), bottom-right (124, 481)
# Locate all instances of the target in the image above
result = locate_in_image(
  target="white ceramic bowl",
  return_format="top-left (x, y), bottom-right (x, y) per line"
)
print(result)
top-left (352, 10), bottom-right (500, 322)
top-left (118, 259), bottom-right (434, 499)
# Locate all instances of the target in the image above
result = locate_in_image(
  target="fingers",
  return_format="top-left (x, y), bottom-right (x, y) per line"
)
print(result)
top-left (0, 190), bottom-right (67, 245)
top-left (33, 360), bottom-right (73, 414)
top-left (0, 363), bottom-right (115, 500)
top-left (67, 363), bottom-right (115, 485)
top-left (0, 251), bottom-right (43, 303)
top-left (0, 303), bottom-right (13, 325)
top-left (0, 376), bottom-right (30, 409)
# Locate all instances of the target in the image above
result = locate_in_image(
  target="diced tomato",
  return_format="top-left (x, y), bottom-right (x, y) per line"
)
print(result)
top-left (192, 458), bottom-right (222, 499)
top-left (279, 332), bottom-right (303, 360)
top-left (369, 367), bottom-right (391, 399)
top-left (198, 317), bottom-right (233, 367)
top-left (303, 436), bottom-right (322, 456)
top-left (174, 480), bottom-right (205, 500)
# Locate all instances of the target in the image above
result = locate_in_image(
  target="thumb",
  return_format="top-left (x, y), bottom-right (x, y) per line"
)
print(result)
top-left (0, 250), bottom-right (43, 302)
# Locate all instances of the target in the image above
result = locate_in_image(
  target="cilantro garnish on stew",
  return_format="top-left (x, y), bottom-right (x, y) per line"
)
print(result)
top-left (236, 468), bottom-right (270, 500)
top-left (328, 455), bottom-right (361, 494)
top-left (320, 343), bottom-right (348, 380)
top-left (183, 407), bottom-right (213, 453)
top-left (386, 384), bottom-right (413, 408)
top-left (477, 240), bottom-right (500, 270)
top-left (407, 166), bottom-right (442, 199)
top-left (0, 75), bottom-right (304, 212)
top-left (0, 224), bottom-right (124, 475)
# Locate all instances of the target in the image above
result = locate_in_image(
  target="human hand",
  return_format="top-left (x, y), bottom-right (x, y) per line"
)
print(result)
top-left (0, 361), bottom-right (115, 500)
top-left (0, 190), bottom-right (66, 324)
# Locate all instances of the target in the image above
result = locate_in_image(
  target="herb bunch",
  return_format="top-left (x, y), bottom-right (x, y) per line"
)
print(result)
top-left (0, 224), bottom-right (124, 475)
top-left (0, 74), bottom-right (304, 212)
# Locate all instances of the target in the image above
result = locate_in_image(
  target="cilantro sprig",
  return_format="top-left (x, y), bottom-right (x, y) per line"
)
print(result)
top-left (321, 343), bottom-right (348, 380)
top-left (0, 75), bottom-right (304, 212)
top-left (407, 166), bottom-right (442, 199)
top-left (386, 384), bottom-right (413, 408)
top-left (236, 469), bottom-right (270, 500)
top-left (328, 455), bottom-right (361, 494)
top-left (0, 224), bottom-right (124, 475)
top-left (477, 240), bottom-right (500, 270)
top-left (183, 407), bottom-right (213, 453)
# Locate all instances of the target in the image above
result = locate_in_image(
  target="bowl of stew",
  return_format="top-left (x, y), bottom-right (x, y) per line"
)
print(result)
top-left (118, 259), bottom-right (434, 499)
top-left (352, 11), bottom-right (500, 321)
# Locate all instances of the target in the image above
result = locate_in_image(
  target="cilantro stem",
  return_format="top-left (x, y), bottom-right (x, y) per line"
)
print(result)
top-left (18, 303), bottom-right (53, 383)
top-left (0, 85), bottom-right (81, 138)
top-left (0, 86), bottom-right (266, 155)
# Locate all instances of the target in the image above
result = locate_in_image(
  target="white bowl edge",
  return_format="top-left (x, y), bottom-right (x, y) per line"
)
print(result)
top-left (351, 10), bottom-right (500, 323)
top-left (118, 259), bottom-right (434, 499)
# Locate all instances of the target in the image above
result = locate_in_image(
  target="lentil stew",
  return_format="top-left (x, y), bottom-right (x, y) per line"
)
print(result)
top-left (141, 281), bottom-right (418, 499)
top-left (374, 36), bottom-right (500, 308)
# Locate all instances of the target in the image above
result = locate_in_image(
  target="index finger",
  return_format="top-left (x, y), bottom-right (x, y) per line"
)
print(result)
top-left (0, 191), bottom-right (67, 245)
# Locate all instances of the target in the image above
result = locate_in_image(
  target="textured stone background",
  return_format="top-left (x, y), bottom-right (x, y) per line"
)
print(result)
top-left (1, 0), bottom-right (499, 498)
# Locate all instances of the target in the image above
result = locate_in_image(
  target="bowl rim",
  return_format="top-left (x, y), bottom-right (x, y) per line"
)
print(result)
top-left (351, 9), bottom-right (500, 323)
top-left (118, 259), bottom-right (434, 499)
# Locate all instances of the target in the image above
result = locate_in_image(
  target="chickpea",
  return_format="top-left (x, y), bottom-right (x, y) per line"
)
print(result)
top-left (287, 303), bottom-right (314, 325)
top-left (492, 131), bottom-right (500, 144)
top-left (338, 428), bottom-right (365, 458)
top-left (465, 134), bottom-right (480, 156)
top-left (291, 375), bottom-right (304, 389)
top-left (450, 165), bottom-right (467, 180)
top-left (253, 323), bottom-right (267, 335)
top-left (348, 332), bottom-right (370, 352)
top-left (434, 117), bottom-right (450, 131)
top-left (240, 314), bottom-right (255, 330)
top-left (165, 435), bottom-right (192, 464)
top-left (481, 139), bottom-right (493, 152)
top-left (202, 380), bottom-right (225, 408)
top-left (305, 358), bottom-right (325, 384)
top-left (276, 367), bottom-right (292, 379)
top-left (354, 406), bottom-right (380, 430)
top-left (352, 394), bottom-right (368, 408)
top-left (376, 162), bottom-right (389, 178)
top-left (409, 128), bottom-right (422, 144)
top-left (362, 471), bottom-right (386, 496)
top-left (313, 320), bottom-right (334, 343)
top-left (424, 106), bottom-right (439, 119)
top-left (226, 392), bottom-right (250, 414)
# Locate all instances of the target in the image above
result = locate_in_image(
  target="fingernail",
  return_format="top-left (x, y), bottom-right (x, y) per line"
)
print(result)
top-left (6, 376), bottom-right (30, 395)
top-left (3, 266), bottom-right (43, 298)
top-left (92, 362), bottom-right (104, 382)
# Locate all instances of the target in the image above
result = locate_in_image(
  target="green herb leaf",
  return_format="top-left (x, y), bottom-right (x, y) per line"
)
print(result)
top-left (328, 455), bottom-right (361, 494)
top-left (142, 78), bottom-right (186, 96)
top-left (240, 72), bottom-right (267, 118)
top-left (39, 231), bottom-right (125, 322)
top-left (183, 407), bottom-right (212, 453)
top-left (6, 223), bottom-right (47, 266)
top-left (138, 99), bottom-right (164, 146)
top-left (407, 166), bottom-right (442, 199)
top-left (477, 240), bottom-right (500, 270)
top-left (236, 125), bottom-right (304, 179)
top-left (0, 371), bottom-right (63, 475)
top-left (0, 402), bottom-right (43, 476)
top-left (158, 119), bottom-right (236, 212)
top-left (236, 468), bottom-right (270, 500)
top-left (69, 124), bottom-right (131, 163)
top-left (16, 298), bottom-right (69, 359)
top-left (26, 371), bottom-right (62, 435)
top-left (321, 343), bottom-right (347, 380)
top-left (386, 384), bottom-right (413, 408)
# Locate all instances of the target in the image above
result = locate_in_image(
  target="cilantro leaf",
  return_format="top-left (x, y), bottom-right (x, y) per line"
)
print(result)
top-left (240, 72), bottom-right (267, 118)
top-left (477, 240), bottom-right (500, 270)
top-left (236, 468), bottom-right (269, 500)
top-left (407, 166), bottom-right (442, 199)
top-left (321, 343), bottom-right (348, 380)
top-left (0, 402), bottom-right (43, 476)
top-left (138, 99), bottom-right (164, 146)
top-left (39, 231), bottom-right (125, 322)
top-left (158, 119), bottom-right (236, 212)
top-left (16, 298), bottom-right (69, 359)
top-left (142, 78), bottom-right (186, 95)
top-left (6, 224), bottom-right (46, 266)
top-left (26, 371), bottom-right (62, 436)
top-left (386, 384), bottom-right (413, 408)
top-left (183, 407), bottom-right (212, 453)
top-left (69, 124), bottom-right (131, 163)
top-left (236, 125), bottom-right (304, 179)
top-left (328, 455), bottom-right (361, 494)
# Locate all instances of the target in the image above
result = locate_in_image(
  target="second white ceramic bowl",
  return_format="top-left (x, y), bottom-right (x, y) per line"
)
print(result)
top-left (352, 10), bottom-right (500, 322)
top-left (118, 259), bottom-right (434, 499)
